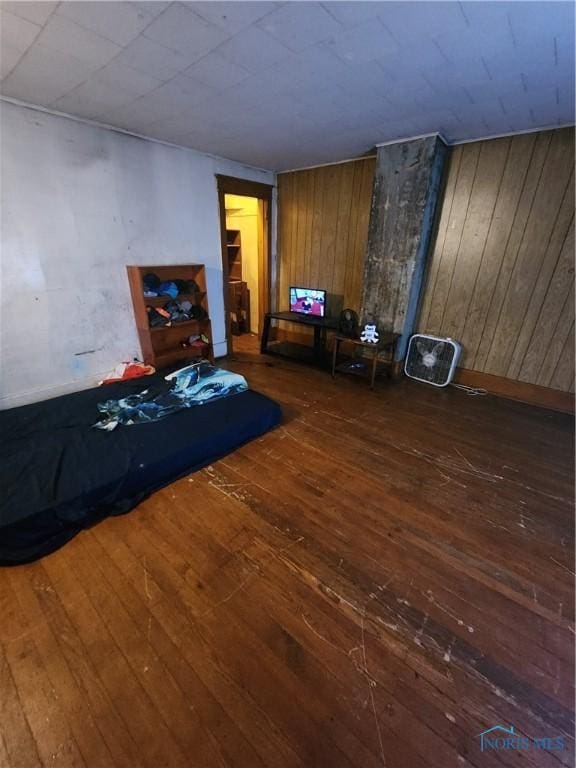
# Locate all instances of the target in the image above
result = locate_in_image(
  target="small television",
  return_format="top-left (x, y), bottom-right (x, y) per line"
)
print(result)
top-left (289, 287), bottom-right (326, 317)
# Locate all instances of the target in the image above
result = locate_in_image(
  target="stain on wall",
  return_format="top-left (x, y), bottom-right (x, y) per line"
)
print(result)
top-left (0, 102), bottom-right (273, 407)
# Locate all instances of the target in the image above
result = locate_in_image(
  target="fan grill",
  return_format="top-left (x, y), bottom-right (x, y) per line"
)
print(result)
top-left (405, 335), bottom-right (460, 386)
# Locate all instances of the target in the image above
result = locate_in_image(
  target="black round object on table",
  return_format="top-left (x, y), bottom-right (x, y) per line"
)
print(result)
top-left (338, 308), bottom-right (359, 337)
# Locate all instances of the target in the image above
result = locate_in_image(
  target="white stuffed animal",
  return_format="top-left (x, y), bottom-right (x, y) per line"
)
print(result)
top-left (360, 324), bottom-right (379, 343)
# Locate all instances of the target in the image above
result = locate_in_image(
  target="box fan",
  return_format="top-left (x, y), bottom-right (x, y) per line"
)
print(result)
top-left (405, 334), bottom-right (461, 387)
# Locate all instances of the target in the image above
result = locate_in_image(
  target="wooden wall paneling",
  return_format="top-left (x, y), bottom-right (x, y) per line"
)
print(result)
top-left (440, 138), bottom-right (510, 355)
top-left (549, 322), bottom-right (575, 392)
top-left (520, 218), bottom-right (575, 384)
top-left (507, 173), bottom-right (575, 379)
top-left (320, 164), bottom-right (341, 296)
top-left (299, 170), bottom-right (320, 344)
top-left (459, 134), bottom-right (536, 364)
top-left (471, 131), bottom-right (554, 370)
top-left (288, 171), bottom-right (300, 297)
top-left (309, 170), bottom-right (324, 293)
top-left (303, 170), bottom-right (315, 290)
top-left (418, 127), bottom-right (574, 395)
top-left (424, 143), bottom-right (481, 331)
top-left (537, 291), bottom-right (575, 387)
top-left (308, 166), bottom-right (325, 294)
top-left (288, 172), bottom-right (298, 301)
top-left (343, 160), bottom-right (367, 310)
top-left (276, 173), bottom-right (293, 340)
top-left (292, 171), bottom-right (306, 290)
top-left (419, 146), bottom-right (462, 330)
top-left (279, 173), bottom-right (294, 311)
top-left (276, 129), bottom-right (573, 401)
top-left (301, 171), bottom-right (313, 287)
top-left (282, 172), bottom-right (294, 301)
top-left (332, 162), bottom-right (355, 312)
top-left (319, 166), bottom-right (334, 294)
top-left (277, 158), bottom-right (376, 325)
top-left (484, 129), bottom-right (575, 376)
top-left (484, 134), bottom-right (566, 376)
top-left (444, 139), bottom-right (511, 357)
top-left (292, 172), bottom-right (301, 297)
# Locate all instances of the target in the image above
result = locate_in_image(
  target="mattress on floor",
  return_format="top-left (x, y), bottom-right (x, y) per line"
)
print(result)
top-left (0, 372), bottom-right (282, 565)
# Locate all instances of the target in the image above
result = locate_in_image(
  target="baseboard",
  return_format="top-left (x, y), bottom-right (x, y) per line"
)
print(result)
top-left (454, 368), bottom-right (574, 414)
top-left (270, 333), bottom-right (573, 412)
top-left (214, 340), bottom-right (228, 358)
top-left (269, 332), bottom-right (572, 411)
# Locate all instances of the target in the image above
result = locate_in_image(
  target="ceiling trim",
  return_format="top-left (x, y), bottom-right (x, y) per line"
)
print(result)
top-left (0, 96), bottom-right (274, 175)
top-left (279, 153), bottom-right (377, 175)
top-left (281, 122), bottom-right (575, 174)
top-left (2, 96), bottom-right (574, 176)
top-left (372, 123), bottom-right (576, 149)
top-left (449, 121), bottom-right (575, 146)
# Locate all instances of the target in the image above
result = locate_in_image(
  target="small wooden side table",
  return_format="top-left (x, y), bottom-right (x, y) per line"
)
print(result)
top-left (331, 332), bottom-right (399, 389)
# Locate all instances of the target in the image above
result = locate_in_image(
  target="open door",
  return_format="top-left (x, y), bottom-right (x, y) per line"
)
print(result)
top-left (216, 175), bottom-right (273, 356)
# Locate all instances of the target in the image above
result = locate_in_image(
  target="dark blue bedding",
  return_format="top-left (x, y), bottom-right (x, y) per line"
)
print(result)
top-left (0, 372), bottom-right (281, 565)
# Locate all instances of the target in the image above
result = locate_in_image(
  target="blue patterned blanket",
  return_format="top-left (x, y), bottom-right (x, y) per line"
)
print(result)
top-left (94, 361), bottom-right (248, 430)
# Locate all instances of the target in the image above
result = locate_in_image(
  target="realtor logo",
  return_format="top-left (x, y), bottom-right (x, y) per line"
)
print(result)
top-left (478, 724), bottom-right (565, 753)
top-left (479, 725), bottom-right (519, 752)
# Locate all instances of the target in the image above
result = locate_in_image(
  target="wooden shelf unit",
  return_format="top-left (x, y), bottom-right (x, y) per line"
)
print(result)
top-left (225, 228), bottom-right (252, 335)
top-left (226, 229), bottom-right (243, 281)
top-left (144, 291), bottom-right (206, 306)
top-left (126, 264), bottom-right (213, 368)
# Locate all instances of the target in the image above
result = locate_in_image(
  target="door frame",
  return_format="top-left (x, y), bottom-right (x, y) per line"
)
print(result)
top-left (216, 174), bottom-right (274, 355)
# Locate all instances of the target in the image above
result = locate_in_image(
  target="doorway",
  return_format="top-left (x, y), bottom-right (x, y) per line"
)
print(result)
top-left (216, 175), bottom-right (273, 355)
top-left (225, 193), bottom-right (259, 339)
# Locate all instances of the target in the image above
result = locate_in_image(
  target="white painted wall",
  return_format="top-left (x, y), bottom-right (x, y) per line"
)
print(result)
top-left (0, 101), bottom-right (274, 408)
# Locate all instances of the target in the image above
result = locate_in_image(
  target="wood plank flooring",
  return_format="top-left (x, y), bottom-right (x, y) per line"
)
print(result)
top-left (1, 335), bottom-right (574, 768)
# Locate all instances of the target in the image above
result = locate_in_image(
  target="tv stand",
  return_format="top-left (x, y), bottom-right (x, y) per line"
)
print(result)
top-left (260, 311), bottom-right (339, 366)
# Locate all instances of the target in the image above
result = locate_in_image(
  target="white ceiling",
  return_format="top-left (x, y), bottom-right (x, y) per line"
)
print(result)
top-left (1, 1), bottom-right (574, 170)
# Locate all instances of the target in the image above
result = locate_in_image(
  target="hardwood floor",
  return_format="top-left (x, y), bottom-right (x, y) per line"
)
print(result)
top-left (1, 335), bottom-right (574, 768)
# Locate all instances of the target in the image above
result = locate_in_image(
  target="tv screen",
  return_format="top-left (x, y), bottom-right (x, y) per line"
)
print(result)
top-left (289, 287), bottom-right (326, 317)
